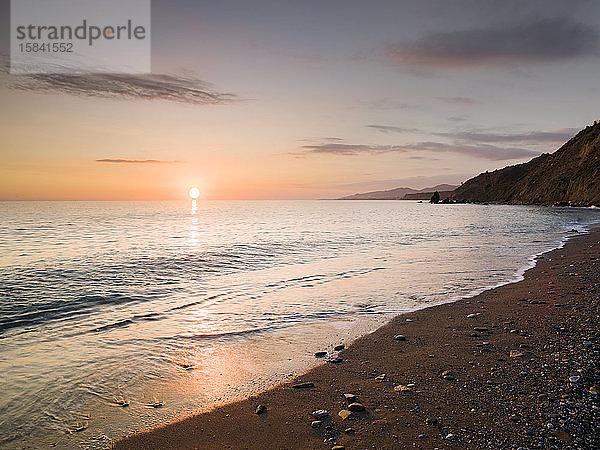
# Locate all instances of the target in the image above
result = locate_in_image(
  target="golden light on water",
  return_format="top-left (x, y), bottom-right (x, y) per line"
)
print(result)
top-left (189, 187), bottom-right (200, 199)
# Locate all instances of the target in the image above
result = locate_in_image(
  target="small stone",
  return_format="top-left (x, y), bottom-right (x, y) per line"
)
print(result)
top-left (569, 375), bottom-right (581, 383)
top-left (441, 370), bottom-right (456, 380)
top-left (311, 410), bottom-right (328, 419)
top-left (347, 402), bottom-right (365, 412)
top-left (394, 384), bottom-right (411, 392)
top-left (328, 357), bottom-right (343, 364)
top-left (311, 420), bottom-right (322, 428)
top-left (418, 434), bottom-right (425, 439)
top-left (338, 409), bottom-right (352, 420)
top-left (466, 313), bottom-right (479, 318)
top-left (255, 404), bottom-right (267, 415)
top-left (547, 423), bottom-right (554, 430)
top-left (314, 351), bottom-right (327, 358)
top-left (589, 386), bottom-right (598, 395)
top-left (344, 427), bottom-right (355, 435)
top-left (406, 318), bottom-right (413, 322)
top-left (334, 344), bottom-right (345, 351)
top-left (445, 433), bottom-right (455, 440)
top-left (332, 446), bottom-right (345, 450)
top-left (510, 350), bottom-right (524, 358)
top-left (375, 373), bottom-right (386, 381)
top-left (343, 393), bottom-right (356, 402)
top-left (394, 335), bottom-right (406, 341)
top-left (292, 382), bottom-right (314, 389)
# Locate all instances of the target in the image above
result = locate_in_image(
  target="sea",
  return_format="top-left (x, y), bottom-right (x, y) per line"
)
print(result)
top-left (0, 200), bottom-right (598, 448)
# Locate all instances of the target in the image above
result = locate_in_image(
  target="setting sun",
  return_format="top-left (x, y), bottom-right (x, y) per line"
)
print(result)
top-left (189, 187), bottom-right (200, 199)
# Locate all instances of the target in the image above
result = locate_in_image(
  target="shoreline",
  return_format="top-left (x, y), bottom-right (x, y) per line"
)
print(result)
top-left (115, 228), bottom-right (600, 449)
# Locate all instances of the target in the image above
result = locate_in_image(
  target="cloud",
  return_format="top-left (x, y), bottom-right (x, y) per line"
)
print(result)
top-left (355, 98), bottom-right (415, 110)
top-left (436, 129), bottom-right (577, 144)
top-left (301, 139), bottom-right (540, 160)
top-left (432, 96), bottom-right (475, 104)
top-left (0, 57), bottom-right (237, 104)
top-left (301, 143), bottom-right (409, 155)
top-left (385, 18), bottom-right (600, 69)
top-left (367, 125), bottom-right (419, 133)
top-left (96, 159), bottom-right (180, 164)
top-left (403, 141), bottom-right (539, 160)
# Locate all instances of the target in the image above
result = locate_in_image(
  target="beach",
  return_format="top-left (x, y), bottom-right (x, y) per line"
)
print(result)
top-left (114, 228), bottom-right (600, 449)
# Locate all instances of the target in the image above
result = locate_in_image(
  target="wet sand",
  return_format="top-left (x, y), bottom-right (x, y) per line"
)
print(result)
top-left (115, 228), bottom-right (600, 449)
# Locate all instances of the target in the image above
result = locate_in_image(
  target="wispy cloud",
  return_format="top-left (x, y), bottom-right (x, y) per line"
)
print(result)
top-left (96, 159), bottom-right (181, 164)
top-left (402, 141), bottom-right (539, 160)
top-left (300, 137), bottom-right (543, 160)
top-left (384, 18), bottom-right (600, 69)
top-left (364, 124), bottom-right (575, 146)
top-left (437, 129), bottom-right (577, 144)
top-left (432, 96), bottom-right (475, 104)
top-left (301, 143), bottom-right (409, 155)
top-left (354, 98), bottom-right (416, 110)
top-left (367, 125), bottom-right (419, 133)
top-left (0, 57), bottom-right (237, 105)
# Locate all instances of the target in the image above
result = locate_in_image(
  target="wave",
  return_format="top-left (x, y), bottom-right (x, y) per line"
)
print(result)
top-left (0, 294), bottom-right (148, 334)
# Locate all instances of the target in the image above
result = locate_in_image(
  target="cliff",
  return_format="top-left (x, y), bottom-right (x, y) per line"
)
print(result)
top-left (452, 122), bottom-right (600, 205)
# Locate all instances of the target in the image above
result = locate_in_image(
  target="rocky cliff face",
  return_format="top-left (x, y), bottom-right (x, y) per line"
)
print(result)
top-left (452, 122), bottom-right (600, 205)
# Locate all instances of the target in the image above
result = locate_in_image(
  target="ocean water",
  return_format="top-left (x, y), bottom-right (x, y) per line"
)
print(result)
top-left (0, 200), bottom-right (598, 448)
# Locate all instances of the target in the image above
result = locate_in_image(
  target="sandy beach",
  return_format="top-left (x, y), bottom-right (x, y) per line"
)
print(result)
top-left (114, 227), bottom-right (600, 449)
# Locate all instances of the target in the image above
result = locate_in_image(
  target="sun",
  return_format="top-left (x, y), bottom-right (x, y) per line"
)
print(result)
top-left (189, 187), bottom-right (200, 199)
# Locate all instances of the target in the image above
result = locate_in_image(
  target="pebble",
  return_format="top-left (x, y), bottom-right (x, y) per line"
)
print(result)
top-left (327, 357), bottom-right (343, 364)
top-left (510, 350), bottom-right (524, 358)
top-left (292, 382), bottom-right (315, 389)
top-left (311, 410), bottom-right (328, 419)
top-left (343, 393), bottom-right (356, 401)
top-left (394, 335), bottom-right (406, 341)
top-left (569, 375), bottom-right (581, 383)
top-left (394, 384), bottom-right (411, 392)
top-left (347, 402), bottom-right (366, 412)
top-left (375, 374), bottom-right (386, 381)
top-left (446, 433), bottom-right (455, 440)
top-left (467, 313), bottom-right (479, 318)
top-left (441, 370), bottom-right (456, 380)
top-left (314, 351), bottom-right (327, 358)
top-left (254, 404), bottom-right (267, 415)
top-left (334, 344), bottom-right (345, 351)
top-left (332, 446), bottom-right (345, 450)
top-left (344, 427), bottom-right (355, 434)
top-left (310, 420), bottom-right (322, 428)
top-left (338, 409), bottom-right (352, 420)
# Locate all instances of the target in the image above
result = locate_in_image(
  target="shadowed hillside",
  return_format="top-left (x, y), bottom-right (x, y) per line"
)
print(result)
top-left (452, 122), bottom-right (600, 205)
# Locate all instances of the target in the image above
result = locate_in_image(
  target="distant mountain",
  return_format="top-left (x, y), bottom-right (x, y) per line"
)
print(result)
top-left (339, 184), bottom-right (458, 200)
top-left (452, 122), bottom-right (600, 205)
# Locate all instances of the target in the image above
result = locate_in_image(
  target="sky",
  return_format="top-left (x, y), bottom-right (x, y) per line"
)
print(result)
top-left (1, 0), bottom-right (600, 200)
